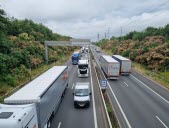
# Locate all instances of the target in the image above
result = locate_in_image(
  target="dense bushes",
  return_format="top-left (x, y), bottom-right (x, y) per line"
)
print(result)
top-left (122, 25), bottom-right (169, 41)
top-left (97, 35), bottom-right (169, 71)
top-left (0, 8), bottom-right (75, 87)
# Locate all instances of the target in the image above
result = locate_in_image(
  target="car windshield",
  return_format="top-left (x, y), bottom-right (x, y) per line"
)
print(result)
top-left (78, 65), bottom-right (88, 69)
top-left (75, 89), bottom-right (89, 96)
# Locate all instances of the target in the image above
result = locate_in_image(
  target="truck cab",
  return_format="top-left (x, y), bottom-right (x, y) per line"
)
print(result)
top-left (85, 47), bottom-right (89, 53)
top-left (78, 60), bottom-right (89, 77)
top-left (73, 83), bottom-right (91, 108)
top-left (0, 104), bottom-right (38, 128)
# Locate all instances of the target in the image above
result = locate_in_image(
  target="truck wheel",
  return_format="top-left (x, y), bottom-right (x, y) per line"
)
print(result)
top-left (87, 103), bottom-right (90, 108)
top-left (47, 120), bottom-right (51, 128)
top-left (74, 103), bottom-right (77, 108)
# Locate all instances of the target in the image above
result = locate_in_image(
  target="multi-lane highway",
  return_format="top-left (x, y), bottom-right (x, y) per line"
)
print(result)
top-left (51, 52), bottom-right (109, 128)
top-left (91, 46), bottom-right (169, 128)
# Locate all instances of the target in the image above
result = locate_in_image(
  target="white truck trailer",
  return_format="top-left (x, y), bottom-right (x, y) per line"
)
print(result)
top-left (78, 59), bottom-right (89, 77)
top-left (112, 55), bottom-right (132, 75)
top-left (0, 66), bottom-right (69, 128)
top-left (100, 55), bottom-right (120, 79)
top-left (96, 47), bottom-right (101, 53)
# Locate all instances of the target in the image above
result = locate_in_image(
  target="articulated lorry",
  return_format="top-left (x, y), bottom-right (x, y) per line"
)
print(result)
top-left (72, 52), bottom-right (80, 65)
top-left (112, 55), bottom-right (132, 75)
top-left (78, 59), bottom-right (89, 77)
top-left (0, 66), bottom-right (69, 128)
top-left (100, 55), bottom-right (120, 79)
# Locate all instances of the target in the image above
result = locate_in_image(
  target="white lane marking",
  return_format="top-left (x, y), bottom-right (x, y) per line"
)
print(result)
top-left (93, 63), bottom-right (113, 128)
top-left (107, 81), bottom-right (132, 128)
top-left (92, 49), bottom-right (132, 128)
top-left (124, 82), bottom-right (129, 87)
top-left (58, 122), bottom-right (61, 128)
top-left (131, 75), bottom-right (169, 104)
top-left (71, 83), bottom-right (75, 89)
top-left (89, 51), bottom-right (98, 128)
top-left (156, 116), bottom-right (168, 128)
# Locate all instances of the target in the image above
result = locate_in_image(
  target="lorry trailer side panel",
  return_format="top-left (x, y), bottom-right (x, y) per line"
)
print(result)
top-left (100, 55), bottom-right (119, 79)
top-left (38, 68), bottom-right (68, 128)
top-left (4, 66), bottom-right (68, 128)
top-left (112, 55), bottom-right (131, 74)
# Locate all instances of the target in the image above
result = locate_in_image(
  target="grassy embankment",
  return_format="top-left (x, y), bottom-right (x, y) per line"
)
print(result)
top-left (103, 49), bottom-right (169, 90)
top-left (0, 53), bottom-right (73, 103)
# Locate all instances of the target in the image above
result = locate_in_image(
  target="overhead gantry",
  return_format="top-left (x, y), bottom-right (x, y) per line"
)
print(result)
top-left (45, 39), bottom-right (91, 64)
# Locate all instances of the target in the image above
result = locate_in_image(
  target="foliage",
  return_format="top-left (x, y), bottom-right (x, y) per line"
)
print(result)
top-left (0, 8), bottom-right (76, 90)
top-left (97, 35), bottom-right (169, 71)
top-left (121, 25), bottom-right (169, 41)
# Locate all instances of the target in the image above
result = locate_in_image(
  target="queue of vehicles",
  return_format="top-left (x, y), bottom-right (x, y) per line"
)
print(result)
top-left (0, 45), bottom-right (91, 128)
top-left (91, 45), bottom-right (132, 79)
top-left (71, 45), bottom-right (91, 108)
top-left (0, 45), bottom-right (131, 128)
top-left (0, 45), bottom-right (92, 128)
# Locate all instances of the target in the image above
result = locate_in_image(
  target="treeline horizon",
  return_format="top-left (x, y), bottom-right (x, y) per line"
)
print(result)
top-left (110, 24), bottom-right (169, 41)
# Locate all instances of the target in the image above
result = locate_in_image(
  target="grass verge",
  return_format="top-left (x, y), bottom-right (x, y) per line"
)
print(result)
top-left (132, 62), bottom-right (169, 89)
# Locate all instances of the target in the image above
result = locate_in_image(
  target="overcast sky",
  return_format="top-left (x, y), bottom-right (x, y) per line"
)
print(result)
top-left (1, 0), bottom-right (169, 41)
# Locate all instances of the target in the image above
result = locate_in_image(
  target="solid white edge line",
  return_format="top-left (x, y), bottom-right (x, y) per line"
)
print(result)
top-left (156, 116), bottom-right (168, 128)
top-left (93, 63), bottom-right (113, 128)
top-left (131, 75), bottom-right (169, 104)
top-left (107, 82), bottom-right (132, 128)
top-left (71, 83), bottom-right (75, 89)
top-left (91, 48), bottom-right (132, 128)
top-left (89, 51), bottom-right (98, 128)
top-left (124, 82), bottom-right (129, 87)
top-left (57, 122), bottom-right (61, 128)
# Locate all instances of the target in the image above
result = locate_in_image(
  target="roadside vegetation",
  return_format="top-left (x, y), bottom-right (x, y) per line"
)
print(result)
top-left (96, 25), bottom-right (169, 89)
top-left (0, 8), bottom-right (77, 101)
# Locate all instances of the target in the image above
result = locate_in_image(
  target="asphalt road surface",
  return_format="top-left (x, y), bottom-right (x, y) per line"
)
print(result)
top-left (51, 51), bottom-right (109, 128)
top-left (91, 45), bottom-right (169, 128)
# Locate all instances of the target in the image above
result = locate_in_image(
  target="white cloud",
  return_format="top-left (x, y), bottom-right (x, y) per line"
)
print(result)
top-left (1, 0), bottom-right (169, 41)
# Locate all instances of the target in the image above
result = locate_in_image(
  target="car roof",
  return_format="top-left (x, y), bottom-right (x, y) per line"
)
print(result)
top-left (75, 83), bottom-right (90, 89)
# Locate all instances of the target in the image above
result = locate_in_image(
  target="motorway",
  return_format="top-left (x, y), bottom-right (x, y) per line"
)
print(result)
top-left (91, 46), bottom-right (169, 128)
top-left (51, 52), bottom-right (109, 128)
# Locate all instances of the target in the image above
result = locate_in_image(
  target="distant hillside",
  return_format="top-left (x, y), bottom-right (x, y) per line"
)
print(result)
top-left (0, 8), bottom-right (76, 89)
top-left (96, 25), bottom-right (169, 72)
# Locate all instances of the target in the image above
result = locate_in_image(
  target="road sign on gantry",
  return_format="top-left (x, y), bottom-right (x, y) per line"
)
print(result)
top-left (100, 80), bottom-right (108, 89)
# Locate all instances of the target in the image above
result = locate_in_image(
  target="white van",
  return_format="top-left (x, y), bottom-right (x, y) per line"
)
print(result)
top-left (73, 83), bottom-right (91, 108)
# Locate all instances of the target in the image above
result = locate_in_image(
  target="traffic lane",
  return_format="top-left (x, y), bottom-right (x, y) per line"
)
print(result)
top-left (131, 69), bottom-right (169, 102)
top-left (107, 74), bottom-right (169, 128)
top-left (93, 47), bottom-right (169, 104)
top-left (108, 77), bottom-right (155, 128)
top-left (121, 75), bottom-right (169, 127)
top-left (91, 48), bottom-right (129, 128)
top-left (51, 54), bottom-right (95, 128)
top-left (92, 48), bottom-right (169, 127)
top-left (101, 76), bottom-right (130, 128)
top-left (92, 50), bottom-right (148, 127)
top-left (50, 59), bottom-right (78, 128)
top-left (90, 58), bottom-right (109, 128)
